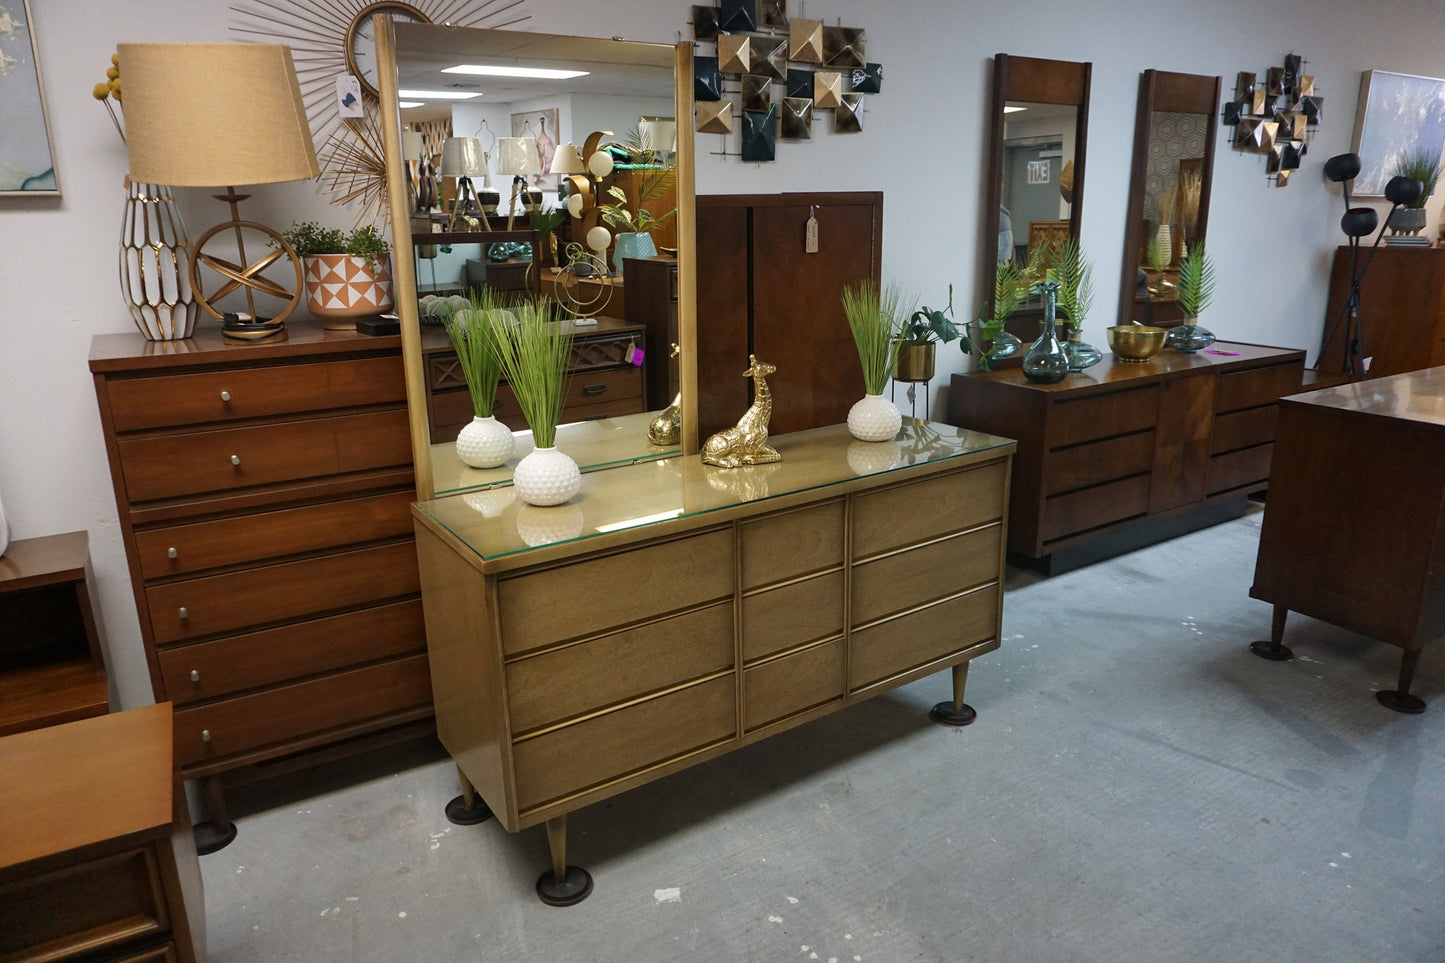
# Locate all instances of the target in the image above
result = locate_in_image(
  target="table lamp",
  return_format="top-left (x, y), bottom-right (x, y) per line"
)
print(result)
top-left (401, 130), bottom-right (425, 214)
top-left (638, 119), bottom-right (677, 157)
top-left (496, 136), bottom-right (541, 230)
top-left (440, 136), bottom-right (491, 233)
top-left (119, 43), bottom-right (319, 338)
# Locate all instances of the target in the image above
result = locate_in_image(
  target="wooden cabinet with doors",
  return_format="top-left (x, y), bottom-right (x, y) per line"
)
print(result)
top-left (1319, 246), bottom-right (1445, 379)
top-left (90, 323), bottom-right (433, 848)
top-left (949, 342), bottom-right (1304, 572)
top-left (695, 192), bottom-right (883, 440)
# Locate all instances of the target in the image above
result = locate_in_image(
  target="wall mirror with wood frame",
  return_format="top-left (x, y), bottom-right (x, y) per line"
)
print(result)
top-left (376, 19), bottom-right (697, 501)
top-left (980, 54), bottom-right (1091, 346)
top-left (1117, 69), bottom-right (1221, 327)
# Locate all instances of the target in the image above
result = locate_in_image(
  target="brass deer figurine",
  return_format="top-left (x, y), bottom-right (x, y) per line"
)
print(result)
top-left (701, 355), bottom-right (782, 469)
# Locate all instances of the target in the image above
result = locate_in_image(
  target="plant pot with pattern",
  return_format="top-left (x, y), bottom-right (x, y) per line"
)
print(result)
top-left (281, 222), bottom-right (395, 330)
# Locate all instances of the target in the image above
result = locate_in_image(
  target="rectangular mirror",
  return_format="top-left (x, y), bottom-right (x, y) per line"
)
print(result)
top-left (1117, 70), bottom-right (1221, 327)
top-left (375, 20), bottom-right (697, 500)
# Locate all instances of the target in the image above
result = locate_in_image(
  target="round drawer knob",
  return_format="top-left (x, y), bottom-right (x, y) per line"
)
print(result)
top-left (220, 390), bottom-right (232, 402)
top-left (190, 670), bottom-right (200, 683)
top-left (201, 729), bottom-right (211, 743)
top-left (230, 454), bottom-right (241, 467)
top-left (167, 547), bottom-right (178, 559)
top-left (178, 606), bottom-right (189, 620)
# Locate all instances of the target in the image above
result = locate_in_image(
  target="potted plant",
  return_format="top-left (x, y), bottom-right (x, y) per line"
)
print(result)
top-left (1167, 244), bottom-right (1218, 353)
top-left (1387, 149), bottom-right (1441, 236)
top-left (897, 285), bottom-right (966, 382)
top-left (280, 221), bottom-right (394, 330)
top-left (970, 257), bottom-right (1037, 372)
top-left (1051, 238), bottom-right (1101, 372)
top-left (440, 291), bottom-right (516, 469)
top-left (597, 132), bottom-right (676, 273)
top-left (492, 299), bottom-right (580, 505)
top-left (842, 280), bottom-right (912, 441)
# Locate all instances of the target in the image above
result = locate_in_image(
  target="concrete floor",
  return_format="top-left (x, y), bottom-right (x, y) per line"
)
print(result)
top-left (200, 506), bottom-right (1445, 962)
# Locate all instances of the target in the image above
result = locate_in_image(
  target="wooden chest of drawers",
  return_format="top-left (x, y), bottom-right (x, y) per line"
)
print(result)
top-left (90, 324), bottom-right (433, 818)
top-left (412, 420), bottom-right (1014, 900)
top-left (949, 342), bottom-right (1305, 570)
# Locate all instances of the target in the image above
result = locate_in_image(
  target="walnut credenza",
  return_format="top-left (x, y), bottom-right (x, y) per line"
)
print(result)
top-left (948, 342), bottom-right (1305, 571)
top-left (90, 324), bottom-right (433, 848)
top-left (411, 420), bottom-right (1015, 904)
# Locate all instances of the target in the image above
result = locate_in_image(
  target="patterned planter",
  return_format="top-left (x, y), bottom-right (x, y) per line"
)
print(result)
top-left (303, 254), bottom-right (394, 329)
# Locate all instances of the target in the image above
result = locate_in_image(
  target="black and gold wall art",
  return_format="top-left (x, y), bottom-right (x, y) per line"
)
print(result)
top-left (1223, 52), bottom-right (1322, 187)
top-left (691, 1), bottom-right (881, 160)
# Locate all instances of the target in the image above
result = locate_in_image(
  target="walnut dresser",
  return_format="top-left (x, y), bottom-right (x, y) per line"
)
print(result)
top-left (90, 323), bottom-right (433, 849)
top-left (411, 420), bottom-right (1014, 904)
top-left (949, 342), bottom-right (1306, 572)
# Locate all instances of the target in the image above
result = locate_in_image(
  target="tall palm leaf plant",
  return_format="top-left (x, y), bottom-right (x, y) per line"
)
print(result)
top-left (1175, 244), bottom-right (1216, 319)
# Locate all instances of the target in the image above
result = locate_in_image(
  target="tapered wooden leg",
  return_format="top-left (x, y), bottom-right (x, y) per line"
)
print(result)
top-left (929, 661), bottom-right (978, 727)
top-left (1376, 646), bottom-right (1428, 714)
top-left (535, 814), bottom-right (593, 906)
top-left (444, 764), bottom-right (493, 825)
top-left (1250, 604), bottom-right (1294, 661)
top-left (193, 774), bottom-right (238, 855)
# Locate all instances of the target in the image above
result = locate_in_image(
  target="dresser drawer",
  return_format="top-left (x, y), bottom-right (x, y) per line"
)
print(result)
top-left (563, 365), bottom-right (642, 408)
top-left (147, 541), bottom-right (420, 644)
top-left (117, 409), bottom-right (412, 502)
top-left (157, 599), bottom-right (426, 704)
top-left (174, 653), bottom-right (432, 768)
top-left (571, 332), bottom-right (640, 371)
top-left (496, 529), bottom-right (734, 656)
top-left (1214, 363), bottom-right (1301, 413)
top-left (430, 383), bottom-right (523, 442)
top-left (1042, 473), bottom-right (1151, 543)
top-left (112, 945), bottom-right (178, 963)
top-left (852, 461), bottom-right (1006, 559)
top-left (1210, 406), bottom-right (1277, 454)
top-left (849, 585), bottom-right (998, 691)
top-left (1046, 430), bottom-right (1155, 494)
top-left (1207, 444), bottom-right (1274, 495)
top-left (742, 570), bottom-right (844, 663)
top-left (743, 638), bottom-right (844, 731)
top-left (106, 356), bottom-right (404, 431)
top-left (1049, 385), bottom-right (1160, 448)
top-left (511, 675), bottom-right (735, 812)
top-left (558, 395), bottom-right (646, 425)
top-left (0, 847), bottom-right (165, 960)
top-left (505, 601), bottom-right (733, 734)
top-left (740, 500), bottom-right (845, 589)
top-left (136, 490), bottom-right (415, 578)
top-left (851, 524), bottom-right (1000, 626)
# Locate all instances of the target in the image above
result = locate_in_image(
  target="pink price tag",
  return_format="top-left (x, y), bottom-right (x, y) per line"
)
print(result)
top-left (626, 345), bottom-right (645, 366)
top-left (1205, 349), bottom-right (1240, 356)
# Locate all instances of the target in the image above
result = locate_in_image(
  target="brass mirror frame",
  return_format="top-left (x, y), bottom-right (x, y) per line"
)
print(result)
top-left (375, 17), bottom-right (699, 501)
top-left (979, 54), bottom-right (1091, 341)
top-left (1116, 69), bottom-right (1221, 327)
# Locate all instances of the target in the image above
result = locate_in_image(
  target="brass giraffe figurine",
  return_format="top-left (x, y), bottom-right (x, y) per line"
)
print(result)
top-left (701, 355), bottom-right (782, 469)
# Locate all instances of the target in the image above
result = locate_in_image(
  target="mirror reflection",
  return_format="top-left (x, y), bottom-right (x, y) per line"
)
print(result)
top-left (383, 22), bottom-right (691, 499)
top-left (999, 101), bottom-right (1077, 300)
top-left (1131, 111), bottom-right (1209, 322)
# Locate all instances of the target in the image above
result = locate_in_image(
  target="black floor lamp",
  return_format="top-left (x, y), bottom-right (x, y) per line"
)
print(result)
top-left (1318, 152), bottom-right (1423, 379)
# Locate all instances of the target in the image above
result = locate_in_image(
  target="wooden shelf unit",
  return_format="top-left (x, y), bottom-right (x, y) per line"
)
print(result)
top-left (0, 531), bottom-right (109, 736)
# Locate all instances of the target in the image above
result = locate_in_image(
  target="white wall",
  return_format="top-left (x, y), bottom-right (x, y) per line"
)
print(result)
top-left (2, 0), bottom-right (1443, 710)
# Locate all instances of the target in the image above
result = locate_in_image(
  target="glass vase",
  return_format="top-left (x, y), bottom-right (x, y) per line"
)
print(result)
top-left (1064, 329), bottom-right (1102, 372)
top-left (1022, 281), bottom-right (1069, 384)
top-left (1166, 320), bottom-right (1216, 354)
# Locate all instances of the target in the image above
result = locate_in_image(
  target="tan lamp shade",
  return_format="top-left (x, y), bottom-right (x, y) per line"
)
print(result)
top-left (638, 119), bottom-right (677, 154)
top-left (496, 137), bottom-right (541, 177)
top-left (118, 43), bottom-right (319, 187)
top-left (550, 143), bottom-right (586, 175)
top-left (401, 130), bottom-right (425, 162)
top-left (440, 137), bottom-right (488, 177)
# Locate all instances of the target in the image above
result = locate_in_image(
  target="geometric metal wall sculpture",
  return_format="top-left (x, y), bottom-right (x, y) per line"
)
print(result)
top-left (1222, 52), bottom-right (1322, 188)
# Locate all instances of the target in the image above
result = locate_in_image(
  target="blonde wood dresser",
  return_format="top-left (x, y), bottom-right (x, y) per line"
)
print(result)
top-left (412, 420), bottom-right (1015, 904)
top-left (90, 324), bottom-right (433, 851)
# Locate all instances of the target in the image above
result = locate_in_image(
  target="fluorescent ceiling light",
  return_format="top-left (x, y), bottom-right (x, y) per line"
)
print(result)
top-left (398, 101), bottom-right (424, 109)
top-left (1003, 105), bottom-right (1026, 114)
top-left (397, 89), bottom-right (482, 100)
top-left (443, 64), bottom-right (589, 80)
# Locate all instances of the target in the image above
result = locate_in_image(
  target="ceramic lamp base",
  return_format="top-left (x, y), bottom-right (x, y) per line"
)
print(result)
top-left (513, 447), bottom-right (581, 506)
top-left (847, 393), bottom-right (902, 442)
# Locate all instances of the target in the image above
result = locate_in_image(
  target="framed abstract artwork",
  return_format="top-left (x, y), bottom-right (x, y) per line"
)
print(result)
top-left (0, 0), bottom-right (60, 195)
top-left (1351, 70), bottom-right (1445, 198)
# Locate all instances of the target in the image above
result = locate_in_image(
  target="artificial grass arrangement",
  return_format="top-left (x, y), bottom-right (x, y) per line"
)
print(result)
top-left (492, 298), bottom-right (575, 449)
top-left (842, 279), bottom-right (913, 395)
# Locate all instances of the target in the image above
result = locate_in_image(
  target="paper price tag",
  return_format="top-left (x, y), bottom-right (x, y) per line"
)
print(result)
top-left (336, 75), bottom-right (364, 118)
top-left (805, 214), bottom-right (819, 254)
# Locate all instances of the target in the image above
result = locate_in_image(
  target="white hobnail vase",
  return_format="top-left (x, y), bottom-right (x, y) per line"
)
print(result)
top-left (847, 439), bottom-right (902, 476)
top-left (513, 446), bottom-right (581, 506)
top-left (846, 393), bottom-right (902, 442)
top-left (515, 503), bottom-right (585, 547)
top-left (455, 415), bottom-right (515, 469)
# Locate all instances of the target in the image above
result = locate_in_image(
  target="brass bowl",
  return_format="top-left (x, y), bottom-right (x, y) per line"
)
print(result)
top-left (1107, 324), bottom-right (1167, 362)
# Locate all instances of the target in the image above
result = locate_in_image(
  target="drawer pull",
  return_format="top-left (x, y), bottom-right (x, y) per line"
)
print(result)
top-left (201, 729), bottom-right (211, 742)
top-left (582, 383), bottom-right (607, 396)
top-left (220, 390), bottom-right (232, 402)
top-left (178, 606), bottom-right (189, 620)
top-left (190, 670), bottom-right (200, 683)
top-left (230, 454), bottom-right (242, 467)
top-left (167, 547), bottom-right (178, 559)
